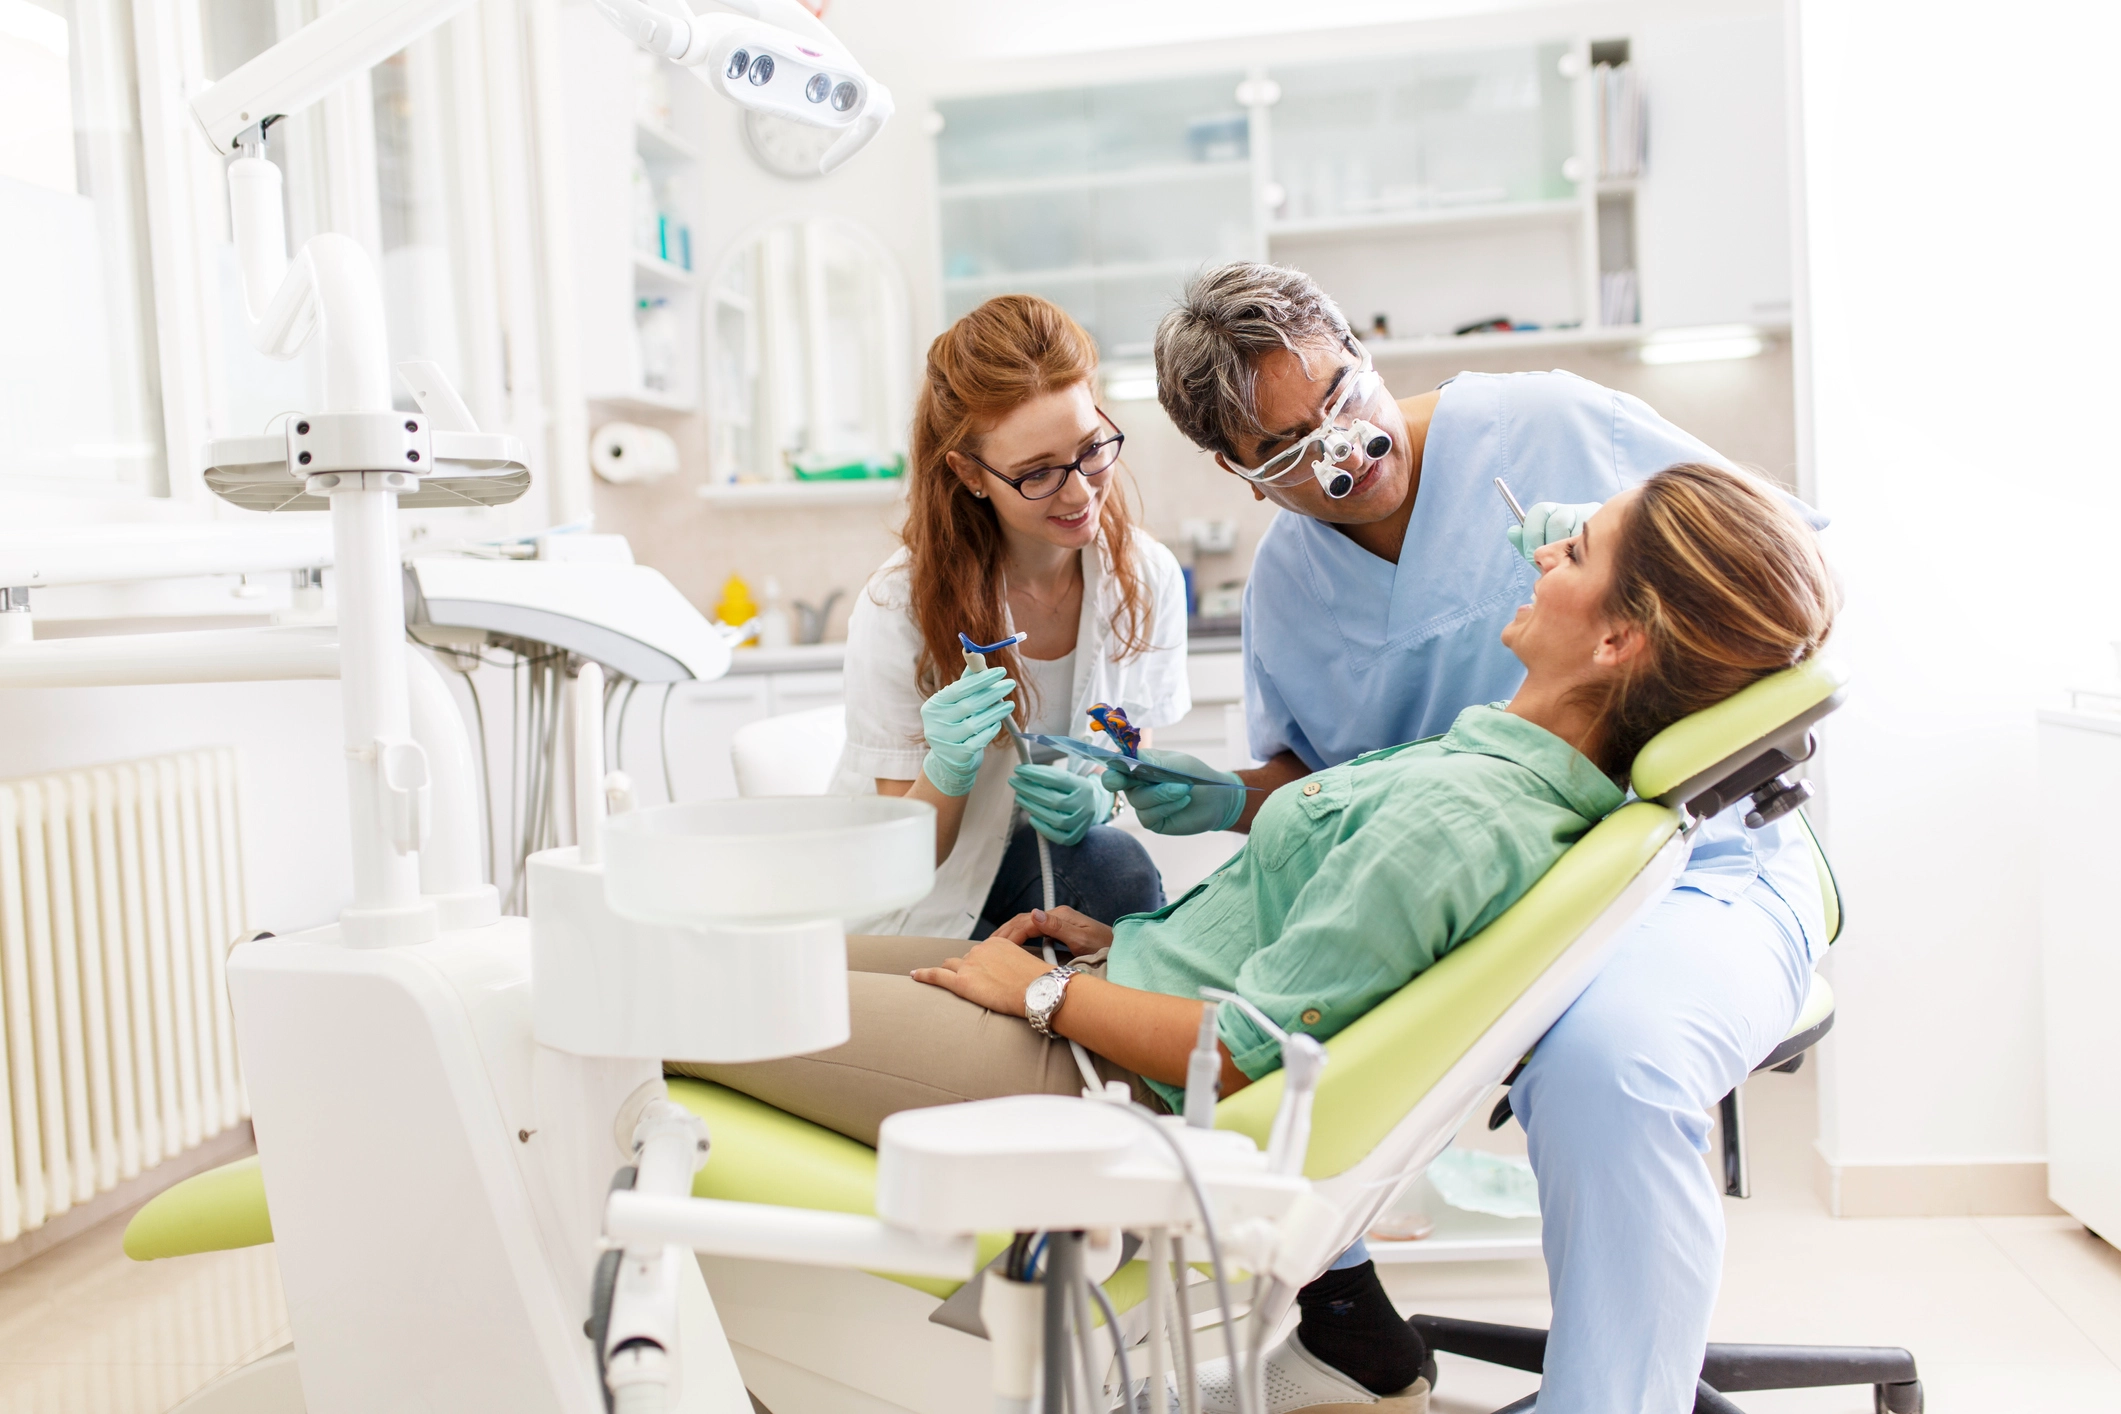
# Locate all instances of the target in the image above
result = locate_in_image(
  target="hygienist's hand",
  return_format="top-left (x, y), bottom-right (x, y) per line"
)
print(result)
top-left (1101, 749), bottom-right (1245, 835)
top-left (1506, 500), bottom-right (1602, 565)
top-left (990, 906), bottom-right (1115, 957)
top-left (1010, 763), bottom-right (1112, 846)
top-left (911, 936), bottom-right (1059, 1017)
top-left (919, 666), bottom-right (1017, 797)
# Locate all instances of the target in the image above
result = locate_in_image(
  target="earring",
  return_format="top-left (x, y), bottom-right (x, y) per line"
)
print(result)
top-left (973, 490), bottom-right (987, 499)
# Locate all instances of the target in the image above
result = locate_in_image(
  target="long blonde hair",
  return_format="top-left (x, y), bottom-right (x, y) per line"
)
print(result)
top-left (901, 295), bottom-right (1153, 718)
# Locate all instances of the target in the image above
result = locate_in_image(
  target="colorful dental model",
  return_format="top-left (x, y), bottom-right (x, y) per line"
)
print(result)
top-left (1086, 703), bottom-right (1142, 758)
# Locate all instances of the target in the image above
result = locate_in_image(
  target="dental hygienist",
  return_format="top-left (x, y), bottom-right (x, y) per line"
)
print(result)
top-left (1123, 263), bottom-right (1830, 1414)
top-left (833, 294), bottom-right (1191, 939)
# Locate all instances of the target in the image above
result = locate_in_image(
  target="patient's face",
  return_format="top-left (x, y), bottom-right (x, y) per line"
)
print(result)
top-left (1500, 490), bottom-right (1635, 676)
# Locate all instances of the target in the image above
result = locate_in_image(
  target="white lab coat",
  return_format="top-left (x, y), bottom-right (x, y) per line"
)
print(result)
top-left (831, 535), bottom-right (1192, 938)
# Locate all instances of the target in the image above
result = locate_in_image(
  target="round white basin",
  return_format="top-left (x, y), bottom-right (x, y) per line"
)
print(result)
top-left (603, 795), bottom-right (935, 927)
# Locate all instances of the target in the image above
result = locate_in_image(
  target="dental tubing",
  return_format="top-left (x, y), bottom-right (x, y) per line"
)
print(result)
top-left (962, 632), bottom-right (1102, 1097)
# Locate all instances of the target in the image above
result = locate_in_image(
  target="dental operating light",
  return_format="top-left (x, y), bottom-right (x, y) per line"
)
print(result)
top-left (193, 0), bottom-right (893, 175)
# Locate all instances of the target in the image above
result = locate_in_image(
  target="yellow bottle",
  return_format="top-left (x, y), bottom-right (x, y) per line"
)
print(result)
top-left (713, 574), bottom-right (759, 642)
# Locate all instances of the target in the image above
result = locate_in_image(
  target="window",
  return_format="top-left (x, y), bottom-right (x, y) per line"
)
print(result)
top-left (0, 0), bottom-right (165, 495)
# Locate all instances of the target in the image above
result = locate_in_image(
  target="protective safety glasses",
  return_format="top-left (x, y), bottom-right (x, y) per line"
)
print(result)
top-left (966, 410), bottom-right (1125, 501)
top-left (1227, 361), bottom-right (1393, 499)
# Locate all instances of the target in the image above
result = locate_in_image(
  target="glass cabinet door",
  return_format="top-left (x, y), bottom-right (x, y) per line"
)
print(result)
top-left (935, 72), bottom-right (1254, 360)
top-left (1268, 43), bottom-right (1575, 227)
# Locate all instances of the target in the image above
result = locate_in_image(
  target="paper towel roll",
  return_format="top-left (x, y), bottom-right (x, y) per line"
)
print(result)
top-left (589, 421), bottom-right (679, 485)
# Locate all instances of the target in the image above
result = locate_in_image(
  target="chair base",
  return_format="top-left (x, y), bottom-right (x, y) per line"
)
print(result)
top-left (1410, 1314), bottom-right (1923, 1414)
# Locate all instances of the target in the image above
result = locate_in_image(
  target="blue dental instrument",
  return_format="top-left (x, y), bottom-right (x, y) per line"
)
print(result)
top-left (958, 631), bottom-right (1028, 661)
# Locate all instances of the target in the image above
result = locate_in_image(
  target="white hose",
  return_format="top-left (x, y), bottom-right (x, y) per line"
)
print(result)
top-left (974, 644), bottom-right (1104, 1096)
top-left (611, 1382), bottom-right (665, 1414)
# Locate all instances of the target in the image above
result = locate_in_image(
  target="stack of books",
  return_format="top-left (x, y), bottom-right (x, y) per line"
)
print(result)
top-left (1597, 61), bottom-right (1645, 179)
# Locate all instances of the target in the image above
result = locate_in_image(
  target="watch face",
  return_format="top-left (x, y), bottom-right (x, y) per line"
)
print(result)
top-left (742, 109), bottom-right (836, 179)
top-left (1025, 972), bottom-right (1062, 1017)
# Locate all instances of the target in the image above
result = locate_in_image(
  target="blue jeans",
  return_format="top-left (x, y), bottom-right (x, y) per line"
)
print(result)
top-left (974, 823), bottom-right (1166, 937)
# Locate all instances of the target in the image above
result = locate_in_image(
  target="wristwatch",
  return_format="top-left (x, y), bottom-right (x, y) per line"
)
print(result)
top-left (1024, 964), bottom-right (1082, 1039)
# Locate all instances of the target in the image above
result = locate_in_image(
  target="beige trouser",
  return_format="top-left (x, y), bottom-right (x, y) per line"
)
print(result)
top-left (668, 935), bottom-right (1162, 1147)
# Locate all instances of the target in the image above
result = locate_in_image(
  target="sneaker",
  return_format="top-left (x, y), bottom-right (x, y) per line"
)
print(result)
top-left (1189, 1331), bottom-right (1433, 1414)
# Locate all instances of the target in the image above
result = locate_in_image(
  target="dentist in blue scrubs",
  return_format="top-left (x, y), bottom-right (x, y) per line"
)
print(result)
top-left (1124, 264), bottom-right (1829, 1414)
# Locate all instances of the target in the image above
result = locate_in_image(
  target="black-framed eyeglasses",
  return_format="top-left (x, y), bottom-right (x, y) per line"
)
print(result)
top-left (966, 410), bottom-right (1124, 501)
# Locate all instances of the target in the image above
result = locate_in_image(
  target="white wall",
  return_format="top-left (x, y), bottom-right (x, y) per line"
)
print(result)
top-left (1794, 1), bottom-right (2121, 1174)
top-left (0, 680), bottom-right (353, 937)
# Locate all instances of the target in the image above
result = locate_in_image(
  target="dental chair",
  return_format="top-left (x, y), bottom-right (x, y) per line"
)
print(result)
top-left (124, 658), bottom-right (1918, 1414)
top-left (729, 705), bottom-right (846, 798)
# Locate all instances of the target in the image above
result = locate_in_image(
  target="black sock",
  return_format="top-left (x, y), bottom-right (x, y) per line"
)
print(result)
top-left (1293, 1261), bottom-right (1428, 1396)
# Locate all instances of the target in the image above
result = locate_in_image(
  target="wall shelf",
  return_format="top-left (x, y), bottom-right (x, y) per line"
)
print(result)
top-left (1361, 318), bottom-right (1787, 361)
top-left (632, 251), bottom-right (696, 288)
top-left (696, 479), bottom-right (905, 508)
top-left (938, 160), bottom-right (1252, 202)
top-left (942, 258), bottom-right (1195, 292)
top-left (594, 387), bottom-right (698, 414)
top-left (634, 119), bottom-right (698, 164)
top-left (1268, 197), bottom-right (1583, 243)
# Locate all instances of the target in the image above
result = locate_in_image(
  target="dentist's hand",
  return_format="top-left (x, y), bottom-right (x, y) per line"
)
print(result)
top-left (1010, 763), bottom-right (1112, 847)
top-left (990, 905), bottom-right (1114, 957)
top-left (1507, 500), bottom-right (1602, 565)
top-left (1101, 749), bottom-right (1246, 836)
top-left (919, 666), bottom-right (1016, 797)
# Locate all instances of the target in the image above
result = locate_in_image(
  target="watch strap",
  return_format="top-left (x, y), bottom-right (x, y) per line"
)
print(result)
top-left (1026, 964), bottom-right (1080, 1039)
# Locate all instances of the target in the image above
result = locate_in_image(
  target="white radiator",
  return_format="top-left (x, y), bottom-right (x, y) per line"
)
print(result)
top-left (0, 748), bottom-right (249, 1243)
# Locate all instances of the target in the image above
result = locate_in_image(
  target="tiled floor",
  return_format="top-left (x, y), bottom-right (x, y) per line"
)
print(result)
top-left (1384, 1065), bottom-right (2121, 1413)
top-left (0, 1208), bottom-right (286, 1413)
top-left (2, 1065), bottom-right (2117, 1413)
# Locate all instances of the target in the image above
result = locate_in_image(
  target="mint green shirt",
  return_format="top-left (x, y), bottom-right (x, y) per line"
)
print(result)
top-left (1108, 705), bottom-right (1625, 1106)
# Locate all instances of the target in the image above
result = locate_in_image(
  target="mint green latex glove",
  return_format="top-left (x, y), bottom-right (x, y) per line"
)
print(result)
top-left (919, 665), bottom-right (1016, 797)
top-left (1506, 500), bottom-right (1602, 564)
top-left (1099, 748), bottom-right (1246, 836)
top-left (1010, 762), bottom-right (1112, 847)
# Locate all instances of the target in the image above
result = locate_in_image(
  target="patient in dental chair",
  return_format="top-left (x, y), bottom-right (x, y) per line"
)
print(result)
top-left (673, 463), bottom-right (1835, 1143)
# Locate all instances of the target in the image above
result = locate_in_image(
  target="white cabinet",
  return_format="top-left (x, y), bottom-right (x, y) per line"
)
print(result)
top-left (2037, 709), bottom-right (2121, 1248)
top-left (932, 27), bottom-right (1792, 370)
top-left (1633, 13), bottom-right (1793, 329)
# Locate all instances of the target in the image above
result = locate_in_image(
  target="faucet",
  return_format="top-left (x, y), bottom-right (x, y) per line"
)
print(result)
top-left (793, 590), bottom-right (844, 645)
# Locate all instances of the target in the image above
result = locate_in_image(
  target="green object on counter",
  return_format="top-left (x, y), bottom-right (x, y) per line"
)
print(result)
top-left (790, 454), bottom-right (906, 482)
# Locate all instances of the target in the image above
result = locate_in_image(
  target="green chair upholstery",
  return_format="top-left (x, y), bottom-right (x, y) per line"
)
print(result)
top-left (126, 661), bottom-right (1840, 1314)
top-left (123, 1155), bottom-right (273, 1259)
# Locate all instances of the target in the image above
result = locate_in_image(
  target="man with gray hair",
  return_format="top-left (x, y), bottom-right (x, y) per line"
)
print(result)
top-left (1106, 262), bottom-right (1829, 1414)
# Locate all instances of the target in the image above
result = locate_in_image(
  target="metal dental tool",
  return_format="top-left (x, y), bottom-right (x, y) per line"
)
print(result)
top-left (1495, 476), bottom-right (1528, 526)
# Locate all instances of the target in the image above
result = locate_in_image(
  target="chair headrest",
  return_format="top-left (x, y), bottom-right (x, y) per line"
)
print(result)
top-left (1630, 658), bottom-right (1848, 819)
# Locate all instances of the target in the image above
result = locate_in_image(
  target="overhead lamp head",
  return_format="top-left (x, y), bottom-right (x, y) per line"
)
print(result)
top-left (596, 0), bottom-right (894, 174)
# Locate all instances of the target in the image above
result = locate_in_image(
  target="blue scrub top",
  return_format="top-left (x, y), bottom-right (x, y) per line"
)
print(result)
top-left (1241, 369), bottom-right (1831, 945)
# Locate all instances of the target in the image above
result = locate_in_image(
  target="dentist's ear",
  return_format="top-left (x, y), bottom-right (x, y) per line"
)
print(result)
top-left (1212, 453), bottom-right (1270, 502)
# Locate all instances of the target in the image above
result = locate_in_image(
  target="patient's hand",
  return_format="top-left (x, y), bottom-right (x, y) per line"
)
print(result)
top-left (912, 938), bottom-right (1055, 1016)
top-left (990, 907), bottom-right (1114, 957)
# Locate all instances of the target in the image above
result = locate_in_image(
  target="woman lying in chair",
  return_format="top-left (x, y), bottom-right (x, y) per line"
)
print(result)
top-left (673, 460), bottom-right (1834, 1407)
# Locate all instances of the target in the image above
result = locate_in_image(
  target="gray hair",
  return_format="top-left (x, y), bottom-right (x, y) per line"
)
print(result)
top-left (1153, 263), bottom-right (1357, 461)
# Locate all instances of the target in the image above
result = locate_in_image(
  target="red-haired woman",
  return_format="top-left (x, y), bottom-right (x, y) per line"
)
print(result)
top-left (829, 295), bottom-right (1191, 938)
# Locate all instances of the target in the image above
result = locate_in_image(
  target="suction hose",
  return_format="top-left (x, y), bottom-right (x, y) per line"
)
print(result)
top-left (966, 642), bottom-right (1101, 1095)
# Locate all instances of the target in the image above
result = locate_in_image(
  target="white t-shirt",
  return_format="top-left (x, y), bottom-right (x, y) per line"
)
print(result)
top-left (833, 535), bottom-right (1192, 938)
